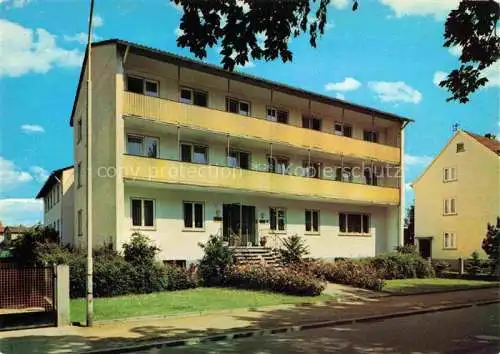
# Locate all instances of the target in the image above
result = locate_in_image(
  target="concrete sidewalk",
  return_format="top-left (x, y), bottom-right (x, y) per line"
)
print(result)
top-left (0, 287), bottom-right (498, 354)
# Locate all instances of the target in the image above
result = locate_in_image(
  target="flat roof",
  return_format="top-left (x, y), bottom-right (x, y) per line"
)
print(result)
top-left (70, 38), bottom-right (414, 126)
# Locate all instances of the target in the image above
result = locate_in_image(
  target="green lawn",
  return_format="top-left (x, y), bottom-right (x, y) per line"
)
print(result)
top-left (383, 278), bottom-right (499, 295)
top-left (70, 288), bottom-right (334, 323)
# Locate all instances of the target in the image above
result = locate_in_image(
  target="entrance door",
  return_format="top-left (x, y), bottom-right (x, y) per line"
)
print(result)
top-left (222, 204), bottom-right (256, 246)
top-left (418, 239), bottom-right (432, 259)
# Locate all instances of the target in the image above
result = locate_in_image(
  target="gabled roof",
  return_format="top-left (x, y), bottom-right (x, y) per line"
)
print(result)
top-left (464, 131), bottom-right (500, 155)
top-left (69, 38), bottom-right (414, 126)
top-left (35, 165), bottom-right (73, 199)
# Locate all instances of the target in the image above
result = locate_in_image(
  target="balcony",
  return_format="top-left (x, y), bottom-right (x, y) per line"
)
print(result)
top-left (122, 92), bottom-right (401, 164)
top-left (122, 155), bottom-right (400, 206)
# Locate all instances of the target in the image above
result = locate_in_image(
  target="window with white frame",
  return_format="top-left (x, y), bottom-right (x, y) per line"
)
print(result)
top-left (77, 162), bottom-right (82, 188)
top-left (267, 155), bottom-right (289, 174)
top-left (443, 197), bottom-right (457, 215)
top-left (267, 107), bottom-right (289, 124)
top-left (302, 116), bottom-right (321, 131)
top-left (226, 97), bottom-right (250, 116)
top-left (227, 149), bottom-right (250, 169)
top-left (270, 207), bottom-right (286, 231)
top-left (131, 198), bottom-right (155, 227)
top-left (183, 201), bottom-right (204, 229)
top-left (180, 142), bottom-right (208, 164)
top-left (305, 210), bottom-right (320, 233)
top-left (77, 209), bottom-right (83, 236)
top-left (126, 75), bottom-right (159, 97)
top-left (443, 167), bottom-right (457, 182)
top-left (443, 232), bottom-right (456, 249)
top-left (127, 134), bottom-right (159, 158)
top-left (334, 123), bottom-right (352, 137)
top-left (180, 87), bottom-right (208, 107)
top-left (339, 213), bottom-right (370, 234)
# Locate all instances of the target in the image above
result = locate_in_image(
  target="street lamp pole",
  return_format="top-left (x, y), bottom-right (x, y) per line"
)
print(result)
top-left (86, 0), bottom-right (95, 327)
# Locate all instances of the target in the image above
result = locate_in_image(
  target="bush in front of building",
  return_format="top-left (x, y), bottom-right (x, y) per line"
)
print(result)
top-left (367, 252), bottom-right (435, 280)
top-left (165, 264), bottom-right (199, 290)
top-left (433, 260), bottom-right (450, 276)
top-left (198, 235), bottom-right (234, 286)
top-left (306, 259), bottom-right (385, 291)
top-left (279, 234), bottom-right (310, 266)
top-left (225, 264), bottom-right (325, 296)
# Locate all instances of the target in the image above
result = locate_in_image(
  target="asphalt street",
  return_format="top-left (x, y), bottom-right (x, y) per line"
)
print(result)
top-left (138, 303), bottom-right (500, 354)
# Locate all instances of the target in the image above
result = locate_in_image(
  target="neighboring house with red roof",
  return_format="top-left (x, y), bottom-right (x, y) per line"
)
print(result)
top-left (0, 221), bottom-right (5, 244)
top-left (412, 130), bottom-right (499, 262)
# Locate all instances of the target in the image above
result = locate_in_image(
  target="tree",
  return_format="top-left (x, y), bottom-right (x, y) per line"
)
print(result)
top-left (482, 217), bottom-right (500, 275)
top-left (279, 234), bottom-right (309, 266)
top-left (404, 205), bottom-right (415, 245)
top-left (172, 0), bottom-right (498, 104)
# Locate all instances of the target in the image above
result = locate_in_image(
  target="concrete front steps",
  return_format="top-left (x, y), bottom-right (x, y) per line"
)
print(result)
top-left (231, 247), bottom-right (281, 268)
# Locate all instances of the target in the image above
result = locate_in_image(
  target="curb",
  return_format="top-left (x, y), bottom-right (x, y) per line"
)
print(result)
top-left (382, 284), bottom-right (499, 297)
top-left (83, 299), bottom-right (500, 354)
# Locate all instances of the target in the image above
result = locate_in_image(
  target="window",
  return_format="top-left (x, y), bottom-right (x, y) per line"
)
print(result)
top-left (56, 184), bottom-right (60, 203)
top-left (305, 210), bottom-right (320, 233)
top-left (180, 87), bottom-right (208, 107)
top-left (336, 167), bottom-right (353, 182)
top-left (183, 202), bottom-right (204, 229)
top-left (180, 143), bottom-right (208, 164)
top-left (443, 167), bottom-right (457, 182)
top-left (77, 162), bottom-right (82, 188)
top-left (443, 232), bottom-right (456, 249)
top-left (226, 97), bottom-right (250, 116)
top-left (364, 167), bottom-right (378, 186)
top-left (77, 209), bottom-right (83, 236)
top-left (77, 118), bottom-right (82, 144)
top-left (456, 143), bottom-right (465, 153)
top-left (44, 197), bottom-right (48, 212)
top-left (126, 76), bottom-right (159, 97)
top-left (267, 156), bottom-right (289, 174)
top-left (127, 134), bottom-right (159, 158)
top-left (302, 116), bottom-right (321, 131)
top-left (303, 161), bottom-right (322, 178)
top-left (339, 213), bottom-right (370, 234)
top-left (227, 150), bottom-right (250, 169)
top-left (443, 197), bottom-right (457, 215)
top-left (56, 220), bottom-right (60, 233)
top-left (267, 107), bottom-right (289, 124)
top-left (334, 123), bottom-right (352, 137)
top-left (270, 207), bottom-right (286, 231)
top-left (363, 130), bottom-right (379, 143)
top-left (131, 198), bottom-right (155, 227)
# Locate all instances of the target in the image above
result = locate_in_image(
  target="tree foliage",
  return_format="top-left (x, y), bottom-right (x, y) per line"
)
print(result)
top-left (279, 234), bottom-right (309, 266)
top-left (482, 217), bottom-right (500, 274)
top-left (173, 0), bottom-right (498, 104)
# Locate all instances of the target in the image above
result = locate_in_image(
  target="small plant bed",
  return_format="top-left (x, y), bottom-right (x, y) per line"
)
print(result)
top-left (70, 287), bottom-right (334, 323)
top-left (383, 278), bottom-right (499, 295)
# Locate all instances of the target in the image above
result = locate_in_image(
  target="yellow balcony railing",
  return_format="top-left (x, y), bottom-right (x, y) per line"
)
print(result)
top-left (122, 92), bottom-right (401, 164)
top-left (122, 155), bottom-right (400, 206)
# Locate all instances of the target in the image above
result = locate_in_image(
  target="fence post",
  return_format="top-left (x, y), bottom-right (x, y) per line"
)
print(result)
top-left (55, 265), bottom-right (70, 327)
top-left (458, 258), bottom-right (464, 275)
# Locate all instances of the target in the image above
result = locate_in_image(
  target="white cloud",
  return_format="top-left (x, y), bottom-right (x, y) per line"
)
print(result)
top-left (236, 61), bottom-right (256, 69)
top-left (0, 198), bottom-right (42, 226)
top-left (325, 22), bottom-right (335, 30)
top-left (236, 0), bottom-right (250, 14)
top-left (30, 166), bottom-right (49, 182)
top-left (483, 61), bottom-right (500, 88)
top-left (21, 124), bottom-right (45, 133)
top-left (380, 0), bottom-right (459, 20)
top-left (63, 32), bottom-right (102, 45)
top-left (336, 93), bottom-right (345, 100)
top-left (0, 0), bottom-right (32, 8)
top-left (325, 77), bottom-right (362, 92)
top-left (404, 154), bottom-right (433, 166)
top-left (405, 182), bottom-right (413, 191)
top-left (174, 27), bottom-right (184, 38)
top-left (0, 19), bottom-right (83, 77)
top-left (169, 1), bottom-right (182, 11)
top-left (448, 45), bottom-right (462, 57)
top-left (0, 156), bottom-right (33, 190)
top-left (330, 0), bottom-right (349, 9)
top-left (92, 15), bottom-right (103, 28)
top-left (368, 81), bottom-right (422, 104)
top-left (433, 71), bottom-right (447, 88)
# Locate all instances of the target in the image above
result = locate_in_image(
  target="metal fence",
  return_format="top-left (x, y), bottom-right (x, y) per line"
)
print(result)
top-left (0, 265), bottom-right (54, 312)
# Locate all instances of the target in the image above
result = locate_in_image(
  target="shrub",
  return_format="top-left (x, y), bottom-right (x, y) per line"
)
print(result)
top-left (123, 233), bottom-right (160, 267)
top-left (279, 234), bottom-right (309, 266)
top-left (433, 260), bottom-right (450, 276)
top-left (368, 253), bottom-right (434, 280)
top-left (395, 244), bottom-right (418, 255)
top-left (198, 235), bottom-right (234, 286)
top-left (226, 264), bottom-right (325, 296)
top-left (165, 265), bottom-right (199, 290)
top-left (306, 259), bottom-right (384, 291)
top-left (10, 225), bottom-right (61, 266)
top-left (482, 218), bottom-right (500, 275)
top-left (465, 251), bottom-right (482, 275)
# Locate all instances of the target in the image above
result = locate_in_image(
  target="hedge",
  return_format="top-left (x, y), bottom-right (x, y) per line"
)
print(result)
top-left (225, 264), bottom-right (325, 296)
top-left (366, 253), bottom-right (435, 280)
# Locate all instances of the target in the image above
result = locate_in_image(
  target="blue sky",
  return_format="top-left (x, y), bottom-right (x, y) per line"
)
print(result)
top-left (0, 0), bottom-right (498, 225)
